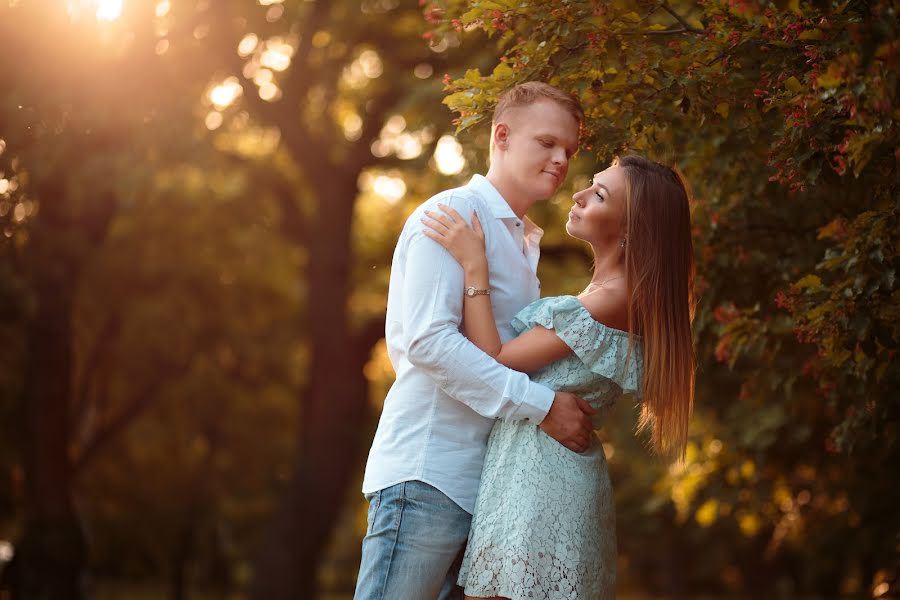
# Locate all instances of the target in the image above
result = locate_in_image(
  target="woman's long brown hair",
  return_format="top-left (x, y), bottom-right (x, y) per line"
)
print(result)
top-left (617, 155), bottom-right (696, 459)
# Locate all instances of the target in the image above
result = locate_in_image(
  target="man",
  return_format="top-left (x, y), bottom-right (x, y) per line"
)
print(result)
top-left (355, 82), bottom-right (594, 600)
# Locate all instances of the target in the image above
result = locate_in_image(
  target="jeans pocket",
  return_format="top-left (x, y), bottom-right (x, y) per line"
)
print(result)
top-left (365, 490), bottom-right (382, 536)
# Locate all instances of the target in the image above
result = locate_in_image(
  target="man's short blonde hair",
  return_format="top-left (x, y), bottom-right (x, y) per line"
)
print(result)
top-left (492, 82), bottom-right (584, 126)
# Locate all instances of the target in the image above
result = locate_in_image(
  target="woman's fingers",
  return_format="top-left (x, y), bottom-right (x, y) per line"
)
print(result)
top-left (422, 210), bottom-right (450, 227)
top-left (421, 227), bottom-right (449, 247)
top-left (421, 217), bottom-right (449, 241)
top-left (437, 203), bottom-right (465, 223)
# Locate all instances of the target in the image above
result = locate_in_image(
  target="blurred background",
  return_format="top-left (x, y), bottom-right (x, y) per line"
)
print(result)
top-left (0, 0), bottom-right (896, 599)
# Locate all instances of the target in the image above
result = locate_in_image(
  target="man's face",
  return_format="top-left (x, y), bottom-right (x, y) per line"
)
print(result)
top-left (495, 100), bottom-right (580, 201)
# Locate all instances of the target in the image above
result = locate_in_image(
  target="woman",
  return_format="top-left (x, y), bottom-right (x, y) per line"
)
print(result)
top-left (420, 155), bottom-right (696, 600)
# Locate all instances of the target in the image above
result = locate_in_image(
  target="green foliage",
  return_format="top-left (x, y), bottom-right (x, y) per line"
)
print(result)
top-left (430, 0), bottom-right (899, 595)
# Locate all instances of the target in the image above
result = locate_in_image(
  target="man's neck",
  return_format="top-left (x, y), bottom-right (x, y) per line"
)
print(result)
top-left (485, 170), bottom-right (533, 220)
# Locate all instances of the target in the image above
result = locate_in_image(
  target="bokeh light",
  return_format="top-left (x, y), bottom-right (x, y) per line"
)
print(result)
top-left (67, 0), bottom-right (123, 22)
top-left (434, 135), bottom-right (465, 175)
top-left (238, 33), bottom-right (259, 57)
top-left (208, 77), bottom-right (243, 109)
top-left (95, 0), bottom-right (122, 21)
top-left (205, 111), bottom-right (223, 130)
top-left (372, 175), bottom-right (406, 203)
top-left (413, 63), bottom-right (433, 79)
top-left (260, 38), bottom-right (294, 72)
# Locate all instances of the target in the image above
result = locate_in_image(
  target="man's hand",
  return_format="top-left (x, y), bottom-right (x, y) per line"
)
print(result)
top-left (539, 392), bottom-right (596, 453)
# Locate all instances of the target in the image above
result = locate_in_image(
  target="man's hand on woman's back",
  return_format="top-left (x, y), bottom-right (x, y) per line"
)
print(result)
top-left (539, 392), bottom-right (596, 453)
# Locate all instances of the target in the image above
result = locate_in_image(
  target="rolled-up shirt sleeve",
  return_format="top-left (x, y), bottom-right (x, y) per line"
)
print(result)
top-left (401, 197), bottom-right (554, 423)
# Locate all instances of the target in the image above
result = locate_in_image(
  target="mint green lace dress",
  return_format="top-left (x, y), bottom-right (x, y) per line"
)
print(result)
top-left (458, 295), bottom-right (643, 600)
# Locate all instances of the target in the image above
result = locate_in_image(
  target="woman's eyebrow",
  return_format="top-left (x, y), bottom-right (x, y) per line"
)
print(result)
top-left (591, 177), bottom-right (611, 196)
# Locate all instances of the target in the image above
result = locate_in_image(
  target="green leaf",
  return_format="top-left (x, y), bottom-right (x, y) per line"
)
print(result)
top-left (784, 76), bottom-right (803, 93)
top-left (492, 62), bottom-right (514, 80)
top-left (795, 274), bottom-right (822, 290)
top-left (798, 28), bottom-right (824, 40)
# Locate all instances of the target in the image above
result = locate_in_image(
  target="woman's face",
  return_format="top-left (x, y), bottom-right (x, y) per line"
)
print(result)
top-left (565, 166), bottom-right (627, 244)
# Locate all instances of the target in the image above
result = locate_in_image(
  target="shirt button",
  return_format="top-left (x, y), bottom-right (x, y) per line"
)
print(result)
top-left (515, 221), bottom-right (521, 227)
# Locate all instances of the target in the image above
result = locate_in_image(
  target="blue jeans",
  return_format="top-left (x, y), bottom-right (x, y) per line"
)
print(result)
top-left (354, 480), bottom-right (471, 600)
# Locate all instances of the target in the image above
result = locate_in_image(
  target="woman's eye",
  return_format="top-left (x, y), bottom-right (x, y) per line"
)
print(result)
top-left (595, 191), bottom-right (604, 201)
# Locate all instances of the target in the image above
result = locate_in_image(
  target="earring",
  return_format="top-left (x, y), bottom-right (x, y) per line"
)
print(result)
top-left (620, 238), bottom-right (627, 248)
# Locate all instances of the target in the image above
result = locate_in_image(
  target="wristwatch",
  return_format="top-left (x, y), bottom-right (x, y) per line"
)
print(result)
top-left (464, 286), bottom-right (491, 298)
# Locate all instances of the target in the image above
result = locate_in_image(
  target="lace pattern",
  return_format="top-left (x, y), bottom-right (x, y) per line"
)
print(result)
top-left (459, 296), bottom-right (643, 600)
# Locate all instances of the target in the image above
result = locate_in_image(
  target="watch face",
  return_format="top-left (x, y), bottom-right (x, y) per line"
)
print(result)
top-left (465, 287), bottom-right (474, 297)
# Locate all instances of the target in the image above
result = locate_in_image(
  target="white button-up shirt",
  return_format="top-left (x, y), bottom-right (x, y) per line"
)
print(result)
top-left (362, 175), bottom-right (555, 513)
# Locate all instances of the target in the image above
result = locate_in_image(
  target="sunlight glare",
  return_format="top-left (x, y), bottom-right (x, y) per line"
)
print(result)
top-left (0, 541), bottom-right (13, 563)
top-left (154, 0), bottom-right (170, 17)
top-left (383, 115), bottom-right (406, 135)
top-left (95, 0), bottom-right (123, 22)
top-left (342, 113), bottom-right (363, 142)
top-left (209, 77), bottom-right (243, 109)
top-left (434, 135), bottom-right (465, 175)
top-left (67, 0), bottom-right (122, 22)
top-left (373, 175), bottom-right (406, 204)
top-left (260, 39), bottom-right (294, 72)
top-left (238, 33), bottom-right (259, 57)
top-left (359, 50), bottom-right (383, 78)
top-left (253, 68), bottom-right (273, 86)
top-left (205, 111), bottom-right (223, 130)
top-left (258, 83), bottom-right (280, 101)
top-left (266, 4), bottom-right (284, 22)
top-left (395, 134), bottom-right (422, 160)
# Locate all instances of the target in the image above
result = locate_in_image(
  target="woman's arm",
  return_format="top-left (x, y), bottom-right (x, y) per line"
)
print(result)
top-left (422, 205), bottom-right (573, 373)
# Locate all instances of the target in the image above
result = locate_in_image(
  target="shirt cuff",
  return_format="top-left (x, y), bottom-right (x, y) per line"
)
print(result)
top-left (513, 382), bottom-right (554, 423)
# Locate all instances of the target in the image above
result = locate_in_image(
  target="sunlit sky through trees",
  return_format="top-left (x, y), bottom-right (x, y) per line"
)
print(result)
top-left (59, 0), bottom-right (466, 205)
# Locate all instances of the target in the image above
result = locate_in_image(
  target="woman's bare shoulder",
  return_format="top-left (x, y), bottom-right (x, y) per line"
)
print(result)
top-left (576, 286), bottom-right (630, 333)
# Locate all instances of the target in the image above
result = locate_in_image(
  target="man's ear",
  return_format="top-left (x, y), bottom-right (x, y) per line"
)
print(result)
top-left (492, 122), bottom-right (509, 150)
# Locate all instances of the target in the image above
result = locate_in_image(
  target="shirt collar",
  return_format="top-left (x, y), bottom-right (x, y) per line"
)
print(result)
top-left (467, 174), bottom-right (545, 243)
top-left (467, 174), bottom-right (517, 220)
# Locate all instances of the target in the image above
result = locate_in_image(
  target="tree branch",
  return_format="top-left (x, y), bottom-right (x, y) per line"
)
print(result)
top-left (72, 360), bottom-right (191, 475)
top-left (72, 315), bottom-right (120, 431)
top-left (280, 0), bottom-right (331, 110)
top-left (661, 1), bottom-right (705, 34)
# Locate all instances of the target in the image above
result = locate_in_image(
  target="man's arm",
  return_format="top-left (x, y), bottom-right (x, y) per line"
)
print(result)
top-left (402, 198), bottom-right (552, 422)
top-left (400, 196), bottom-right (595, 452)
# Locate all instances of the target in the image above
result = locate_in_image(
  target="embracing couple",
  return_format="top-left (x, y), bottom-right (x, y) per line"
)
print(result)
top-left (354, 82), bottom-right (696, 600)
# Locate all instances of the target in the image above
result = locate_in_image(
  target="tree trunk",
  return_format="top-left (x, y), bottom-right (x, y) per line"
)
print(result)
top-left (249, 178), bottom-right (375, 599)
top-left (5, 253), bottom-right (85, 600)
top-left (1, 183), bottom-right (114, 599)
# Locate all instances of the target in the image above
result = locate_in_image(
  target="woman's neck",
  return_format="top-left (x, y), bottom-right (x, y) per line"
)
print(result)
top-left (590, 242), bottom-right (625, 284)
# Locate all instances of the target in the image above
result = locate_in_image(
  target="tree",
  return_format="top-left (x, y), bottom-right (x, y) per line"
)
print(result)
top-left (1, 1), bottom-right (491, 598)
top-left (192, 2), bottom-right (497, 596)
top-left (430, 0), bottom-right (898, 595)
